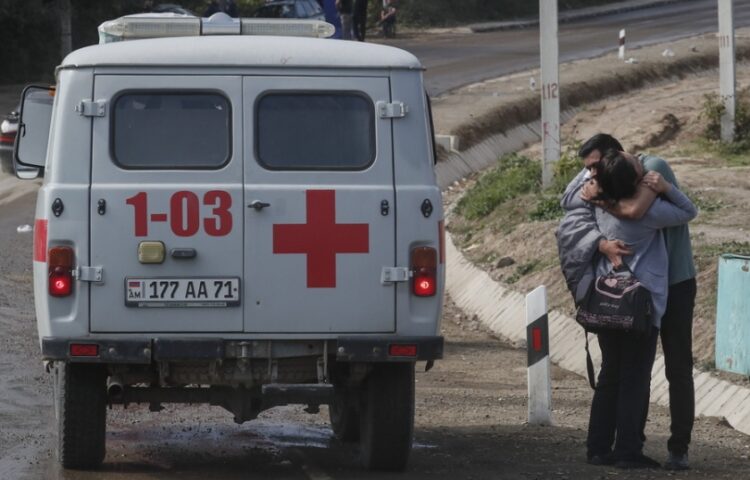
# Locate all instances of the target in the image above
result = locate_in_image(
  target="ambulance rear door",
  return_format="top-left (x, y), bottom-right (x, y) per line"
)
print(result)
top-left (90, 75), bottom-right (244, 333)
top-left (243, 76), bottom-right (396, 333)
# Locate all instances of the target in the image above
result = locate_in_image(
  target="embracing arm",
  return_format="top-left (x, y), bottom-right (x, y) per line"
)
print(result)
top-left (560, 168), bottom-right (589, 211)
top-left (642, 186), bottom-right (698, 229)
top-left (560, 168), bottom-right (632, 265)
top-left (605, 156), bottom-right (679, 220)
top-left (606, 182), bottom-right (658, 220)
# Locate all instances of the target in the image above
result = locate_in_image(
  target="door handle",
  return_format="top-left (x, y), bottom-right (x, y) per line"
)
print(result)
top-left (248, 200), bottom-right (271, 211)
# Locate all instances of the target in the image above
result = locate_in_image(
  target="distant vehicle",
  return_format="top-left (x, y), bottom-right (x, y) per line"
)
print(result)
top-left (150, 3), bottom-right (195, 16)
top-left (0, 108), bottom-right (19, 174)
top-left (252, 0), bottom-right (325, 21)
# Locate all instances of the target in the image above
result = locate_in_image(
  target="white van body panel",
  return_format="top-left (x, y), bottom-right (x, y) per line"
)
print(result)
top-left (89, 75), bottom-right (244, 333)
top-left (61, 36), bottom-right (422, 71)
top-left (34, 69), bottom-right (94, 340)
top-left (243, 75), bottom-right (396, 333)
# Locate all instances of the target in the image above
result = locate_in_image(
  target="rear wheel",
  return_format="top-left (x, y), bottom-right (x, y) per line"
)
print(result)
top-left (55, 363), bottom-right (107, 469)
top-left (329, 387), bottom-right (360, 442)
top-left (359, 362), bottom-right (415, 471)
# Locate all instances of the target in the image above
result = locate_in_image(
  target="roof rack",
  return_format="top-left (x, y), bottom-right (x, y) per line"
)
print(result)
top-left (98, 12), bottom-right (335, 43)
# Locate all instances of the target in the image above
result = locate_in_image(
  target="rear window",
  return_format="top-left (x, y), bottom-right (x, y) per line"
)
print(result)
top-left (112, 92), bottom-right (231, 169)
top-left (256, 93), bottom-right (375, 170)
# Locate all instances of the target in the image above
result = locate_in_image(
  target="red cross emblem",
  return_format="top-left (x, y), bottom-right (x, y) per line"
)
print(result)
top-left (273, 190), bottom-right (369, 288)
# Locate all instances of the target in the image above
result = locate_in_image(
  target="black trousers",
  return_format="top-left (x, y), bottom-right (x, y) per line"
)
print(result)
top-left (640, 278), bottom-right (696, 454)
top-left (353, 0), bottom-right (368, 41)
top-left (587, 327), bottom-right (659, 459)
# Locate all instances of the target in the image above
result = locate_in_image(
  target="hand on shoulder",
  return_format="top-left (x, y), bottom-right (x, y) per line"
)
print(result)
top-left (641, 171), bottom-right (671, 194)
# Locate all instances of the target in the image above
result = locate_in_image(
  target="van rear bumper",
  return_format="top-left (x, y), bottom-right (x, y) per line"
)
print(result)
top-left (41, 336), bottom-right (444, 364)
top-left (335, 336), bottom-right (443, 362)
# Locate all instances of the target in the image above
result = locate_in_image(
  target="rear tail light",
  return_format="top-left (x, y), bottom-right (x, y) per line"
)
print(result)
top-left (70, 343), bottom-right (99, 357)
top-left (48, 246), bottom-right (74, 297)
top-left (389, 344), bottom-right (418, 357)
top-left (0, 132), bottom-right (15, 145)
top-left (411, 246), bottom-right (437, 297)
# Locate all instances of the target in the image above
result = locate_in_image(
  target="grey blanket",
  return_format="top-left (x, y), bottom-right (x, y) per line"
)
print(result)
top-left (556, 169), bottom-right (602, 304)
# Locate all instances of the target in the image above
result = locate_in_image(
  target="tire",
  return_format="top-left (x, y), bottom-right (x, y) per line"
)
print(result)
top-left (329, 388), bottom-right (360, 442)
top-left (359, 363), bottom-right (415, 471)
top-left (55, 362), bottom-right (107, 469)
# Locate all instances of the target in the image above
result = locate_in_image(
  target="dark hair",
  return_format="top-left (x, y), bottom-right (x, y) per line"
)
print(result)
top-left (578, 133), bottom-right (624, 159)
top-left (594, 149), bottom-right (639, 205)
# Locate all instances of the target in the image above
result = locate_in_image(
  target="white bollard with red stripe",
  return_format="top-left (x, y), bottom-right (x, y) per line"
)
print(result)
top-left (526, 286), bottom-right (552, 426)
top-left (618, 29), bottom-right (626, 60)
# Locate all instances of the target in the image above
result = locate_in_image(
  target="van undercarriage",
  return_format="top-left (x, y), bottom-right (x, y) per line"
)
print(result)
top-left (46, 336), bottom-right (442, 470)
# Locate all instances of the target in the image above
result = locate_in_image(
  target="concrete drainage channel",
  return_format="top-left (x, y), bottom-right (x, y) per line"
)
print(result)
top-left (437, 111), bottom-right (750, 437)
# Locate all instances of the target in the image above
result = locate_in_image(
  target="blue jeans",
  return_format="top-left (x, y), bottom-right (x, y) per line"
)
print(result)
top-left (587, 326), bottom-right (659, 459)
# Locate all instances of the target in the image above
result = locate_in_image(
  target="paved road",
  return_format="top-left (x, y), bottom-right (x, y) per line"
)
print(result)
top-left (389, 0), bottom-right (750, 95)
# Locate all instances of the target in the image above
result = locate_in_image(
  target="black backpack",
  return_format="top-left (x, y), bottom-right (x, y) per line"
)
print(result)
top-left (576, 264), bottom-right (652, 388)
top-left (576, 265), bottom-right (651, 335)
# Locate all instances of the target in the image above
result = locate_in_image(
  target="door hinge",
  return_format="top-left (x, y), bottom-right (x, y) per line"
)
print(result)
top-left (377, 101), bottom-right (408, 119)
top-left (75, 99), bottom-right (107, 117)
top-left (74, 266), bottom-right (103, 282)
top-left (381, 267), bottom-right (411, 284)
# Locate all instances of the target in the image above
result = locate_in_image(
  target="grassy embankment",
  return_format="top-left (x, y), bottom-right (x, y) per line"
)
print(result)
top-left (450, 92), bottom-right (750, 373)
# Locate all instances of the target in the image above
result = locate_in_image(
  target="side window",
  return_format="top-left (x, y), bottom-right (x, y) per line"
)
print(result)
top-left (256, 92), bottom-right (375, 170)
top-left (112, 92), bottom-right (231, 169)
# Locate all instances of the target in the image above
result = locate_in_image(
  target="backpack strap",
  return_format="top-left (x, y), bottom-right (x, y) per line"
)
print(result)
top-left (585, 332), bottom-right (596, 389)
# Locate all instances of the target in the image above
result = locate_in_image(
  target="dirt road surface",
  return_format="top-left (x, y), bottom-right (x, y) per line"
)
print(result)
top-left (0, 193), bottom-right (749, 479)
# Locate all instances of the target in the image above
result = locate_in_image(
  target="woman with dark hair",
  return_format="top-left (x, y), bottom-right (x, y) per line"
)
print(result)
top-left (585, 149), bottom-right (697, 469)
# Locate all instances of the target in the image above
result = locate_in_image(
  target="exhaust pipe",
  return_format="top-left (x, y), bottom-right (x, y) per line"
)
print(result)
top-left (107, 376), bottom-right (124, 400)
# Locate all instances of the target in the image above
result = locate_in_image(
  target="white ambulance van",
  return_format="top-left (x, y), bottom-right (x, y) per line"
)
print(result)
top-left (13, 13), bottom-right (444, 472)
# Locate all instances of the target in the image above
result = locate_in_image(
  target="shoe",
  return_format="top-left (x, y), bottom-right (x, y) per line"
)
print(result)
top-left (614, 453), bottom-right (661, 469)
top-left (664, 451), bottom-right (689, 470)
top-left (586, 453), bottom-right (615, 466)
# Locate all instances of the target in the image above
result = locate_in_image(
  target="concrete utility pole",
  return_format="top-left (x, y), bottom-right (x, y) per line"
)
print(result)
top-left (59, 0), bottom-right (73, 59)
top-left (718, 0), bottom-right (736, 142)
top-left (540, 0), bottom-right (560, 189)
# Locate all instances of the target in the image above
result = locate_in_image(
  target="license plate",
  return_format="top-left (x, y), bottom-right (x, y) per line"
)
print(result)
top-left (125, 277), bottom-right (240, 308)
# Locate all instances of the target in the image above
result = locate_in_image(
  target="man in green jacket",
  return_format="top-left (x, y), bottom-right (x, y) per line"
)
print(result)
top-left (576, 134), bottom-right (695, 471)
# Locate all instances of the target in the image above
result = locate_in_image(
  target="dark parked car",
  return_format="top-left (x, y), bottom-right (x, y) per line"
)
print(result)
top-left (0, 109), bottom-right (18, 174)
top-left (252, 0), bottom-right (325, 21)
